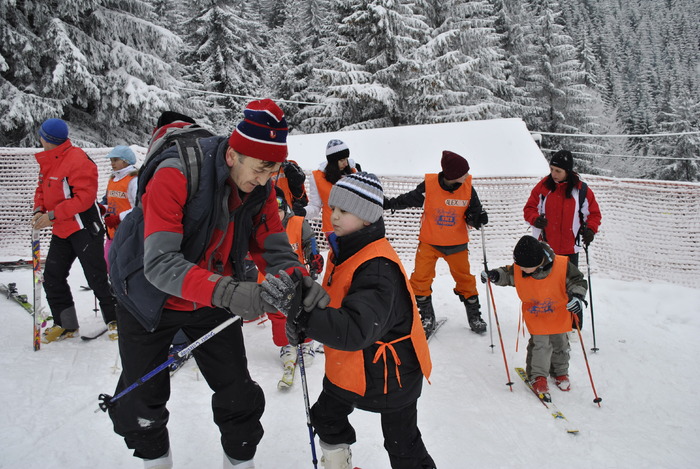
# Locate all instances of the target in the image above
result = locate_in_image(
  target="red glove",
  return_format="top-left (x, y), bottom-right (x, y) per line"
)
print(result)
top-left (104, 214), bottom-right (120, 229)
top-left (98, 204), bottom-right (107, 216)
top-left (308, 254), bottom-right (324, 279)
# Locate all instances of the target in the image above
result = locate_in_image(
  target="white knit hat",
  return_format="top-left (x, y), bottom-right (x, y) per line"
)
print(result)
top-left (325, 139), bottom-right (350, 162)
top-left (328, 172), bottom-right (384, 223)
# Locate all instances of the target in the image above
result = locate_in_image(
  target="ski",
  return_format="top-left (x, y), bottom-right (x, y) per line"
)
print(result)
top-left (426, 318), bottom-right (448, 342)
top-left (81, 327), bottom-right (109, 341)
top-left (0, 282), bottom-right (34, 315)
top-left (0, 259), bottom-right (33, 271)
top-left (32, 230), bottom-right (43, 351)
top-left (515, 367), bottom-right (578, 434)
top-left (278, 364), bottom-right (296, 389)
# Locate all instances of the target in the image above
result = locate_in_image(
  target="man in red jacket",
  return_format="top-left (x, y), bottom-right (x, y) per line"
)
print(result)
top-left (32, 118), bottom-right (117, 342)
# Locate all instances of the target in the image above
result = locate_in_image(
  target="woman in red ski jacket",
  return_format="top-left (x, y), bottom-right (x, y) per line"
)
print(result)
top-left (524, 150), bottom-right (601, 267)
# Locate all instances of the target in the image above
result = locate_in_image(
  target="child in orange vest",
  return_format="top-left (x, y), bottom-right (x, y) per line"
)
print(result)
top-left (263, 186), bottom-right (323, 388)
top-left (481, 235), bottom-right (587, 401)
top-left (262, 172), bottom-right (434, 469)
top-left (101, 145), bottom-right (138, 272)
top-left (384, 150), bottom-right (489, 338)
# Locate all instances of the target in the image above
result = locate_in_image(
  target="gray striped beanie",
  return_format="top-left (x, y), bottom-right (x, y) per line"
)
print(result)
top-left (328, 172), bottom-right (384, 223)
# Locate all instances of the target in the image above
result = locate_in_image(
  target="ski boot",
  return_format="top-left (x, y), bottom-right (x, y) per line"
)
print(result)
top-left (415, 295), bottom-right (436, 338)
top-left (458, 293), bottom-right (487, 334)
top-left (320, 441), bottom-right (352, 469)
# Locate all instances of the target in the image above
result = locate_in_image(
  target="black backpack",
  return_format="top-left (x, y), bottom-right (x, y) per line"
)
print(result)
top-left (109, 120), bottom-right (215, 331)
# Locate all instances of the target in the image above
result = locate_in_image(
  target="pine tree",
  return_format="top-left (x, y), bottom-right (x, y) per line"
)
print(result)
top-left (414, 0), bottom-right (512, 124)
top-left (652, 93), bottom-right (700, 182)
top-left (297, 0), bottom-right (430, 132)
top-left (184, 0), bottom-right (271, 128)
top-left (0, 0), bottom-right (188, 146)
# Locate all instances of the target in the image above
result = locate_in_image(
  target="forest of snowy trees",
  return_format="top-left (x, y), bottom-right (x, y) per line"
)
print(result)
top-left (1, 0), bottom-right (698, 181)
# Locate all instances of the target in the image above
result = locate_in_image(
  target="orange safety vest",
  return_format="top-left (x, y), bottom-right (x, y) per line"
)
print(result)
top-left (258, 215), bottom-right (306, 282)
top-left (322, 238), bottom-right (432, 396)
top-left (105, 173), bottom-right (136, 239)
top-left (418, 173), bottom-right (472, 245)
top-left (312, 168), bottom-right (357, 233)
top-left (514, 256), bottom-right (572, 335)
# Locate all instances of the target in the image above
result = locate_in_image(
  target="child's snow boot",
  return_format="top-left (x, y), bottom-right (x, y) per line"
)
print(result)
top-left (554, 374), bottom-right (571, 391)
top-left (223, 453), bottom-right (255, 468)
top-left (531, 376), bottom-right (551, 401)
top-left (320, 441), bottom-right (352, 469)
top-left (458, 294), bottom-right (487, 333)
top-left (415, 295), bottom-right (436, 338)
top-left (301, 340), bottom-right (316, 366)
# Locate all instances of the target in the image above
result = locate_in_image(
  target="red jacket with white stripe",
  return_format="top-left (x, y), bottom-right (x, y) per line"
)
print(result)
top-left (523, 176), bottom-right (602, 255)
top-left (33, 140), bottom-right (103, 239)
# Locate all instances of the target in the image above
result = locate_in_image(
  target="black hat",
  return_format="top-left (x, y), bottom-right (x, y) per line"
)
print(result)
top-left (513, 235), bottom-right (545, 268)
top-left (549, 150), bottom-right (574, 173)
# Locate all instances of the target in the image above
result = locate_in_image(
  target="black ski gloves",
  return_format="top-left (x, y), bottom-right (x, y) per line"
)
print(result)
top-left (582, 227), bottom-right (595, 246)
top-left (480, 269), bottom-right (499, 284)
top-left (284, 161), bottom-right (307, 198)
top-left (533, 214), bottom-right (548, 229)
top-left (467, 210), bottom-right (488, 229)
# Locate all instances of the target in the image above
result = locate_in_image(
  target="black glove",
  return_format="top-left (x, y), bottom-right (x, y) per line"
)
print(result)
top-left (308, 254), bottom-right (324, 280)
top-left (286, 314), bottom-right (305, 346)
top-left (260, 270), bottom-right (302, 317)
top-left (478, 210), bottom-right (488, 227)
top-left (582, 227), bottom-right (595, 246)
top-left (284, 161), bottom-right (306, 197)
top-left (302, 276), bottom-right (330, 312)
top-left (533, 214), bottom-right (548, 229)
top-left (480, 269), bottom-right (499, 284)
top-left (292, 200), bottom-right (307, 217)
top-left (211, 278), bottom-right (277, 320)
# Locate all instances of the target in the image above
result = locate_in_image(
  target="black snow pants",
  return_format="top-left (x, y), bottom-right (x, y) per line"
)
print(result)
top-left (43, 230), bottom-right (116, 327)
top-left (109, 305), bottom-right (265, 461)
top-left (311, 389), bottom-right (436, 469)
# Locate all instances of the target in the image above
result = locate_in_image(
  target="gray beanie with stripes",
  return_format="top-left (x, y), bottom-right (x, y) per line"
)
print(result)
top-left (328, 172), bottom-right (384, 223)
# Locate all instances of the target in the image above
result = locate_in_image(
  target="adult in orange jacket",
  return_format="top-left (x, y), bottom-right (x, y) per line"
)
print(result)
top-left (32, 118), bottom-right (117, 342)
top-left (523, 150), bottom-right (602, 267)
top-left (384, 150), bottom-right (489, 337)
top-left (481, 235), bottom-right (587, 400)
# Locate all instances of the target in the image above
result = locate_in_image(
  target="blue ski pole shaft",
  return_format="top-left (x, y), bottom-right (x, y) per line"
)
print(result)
top-left (297, 345), bottom-right (319, 468)
top-left (98, 315), bottom-right (240, 412)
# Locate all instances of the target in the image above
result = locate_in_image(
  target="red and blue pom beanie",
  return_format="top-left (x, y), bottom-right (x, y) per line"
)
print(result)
top-left (229, 99), bottom-right (288, 162)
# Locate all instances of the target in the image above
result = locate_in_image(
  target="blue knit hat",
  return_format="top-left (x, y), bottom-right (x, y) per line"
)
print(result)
top-left (106, 146), bottom-right (137, 166)
top-left (38, 118), bottom-right (69, 145)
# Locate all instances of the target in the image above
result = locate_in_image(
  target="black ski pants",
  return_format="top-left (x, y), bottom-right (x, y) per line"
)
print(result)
top-left (43, 230), bottom-right (115, 326)
top-left (109, 305), bottom-right (265, 461)
top-left (311, 389), bottom-right (435, 469)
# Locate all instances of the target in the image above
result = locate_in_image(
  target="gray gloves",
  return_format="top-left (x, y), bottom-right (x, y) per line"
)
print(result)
top-left (260, 271), bottom-right (300, 317)
top-left (211, 277), bottom-right (276, 320)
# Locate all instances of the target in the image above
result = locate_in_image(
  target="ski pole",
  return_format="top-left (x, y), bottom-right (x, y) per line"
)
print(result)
top-left (574, 314), bottom-right (602, 407)
top-left (97, 315), bottom-right (241, 412)
top-left (479, 229), bottom-right (495, 349)
top-left (480, 228), bottom-right (514, 391)
top-left (297, 344), bottom-right (319, 469)
top-left (31, 229), bottom-right (41, 352)
top-left (584, 245), bottom-right (599, 352)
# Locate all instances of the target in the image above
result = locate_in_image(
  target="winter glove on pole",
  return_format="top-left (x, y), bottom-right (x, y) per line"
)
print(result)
top-left (260, 270), bottom-right (302, 317)
top-left (103, 214), bottom-right (120, 229)
top-left (480, 269), bottom-right (499, 284)
top-left (533, 214), bottom-right (548, 229)
top-left (301, 276), bottom-right (330, 312)
top-left (292, 200), bottom-right (307, 217)
top-left (582, 227), bottom-right (595, 246)
top-left (211, 278), bottom-right (277, 320)
top-left (308, 254), bottom-right (324, 280)
top-left (567, 294), bottom-right (586, 315)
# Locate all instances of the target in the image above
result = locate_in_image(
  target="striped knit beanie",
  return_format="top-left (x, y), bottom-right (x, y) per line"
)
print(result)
top-left (229, 99), bottom-right (288, 162)
top-left (328, 172), bottom-right (384, 223)
top-left (325, 139), bottom-right (350, 163)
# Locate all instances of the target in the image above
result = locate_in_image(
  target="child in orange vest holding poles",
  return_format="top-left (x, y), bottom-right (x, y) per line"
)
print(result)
top-left (481, 235), bottom-right (588, 401)
top-left (261, 186), bottom-right (324, 389)
top-left (262, 172), bottom-right (434, 469)
top-left (101, 145), bottom-right (138, 272)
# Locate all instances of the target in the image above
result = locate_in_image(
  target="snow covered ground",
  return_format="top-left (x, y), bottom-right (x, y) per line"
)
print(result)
top-left (1, 258), bottom-right (699, 469)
